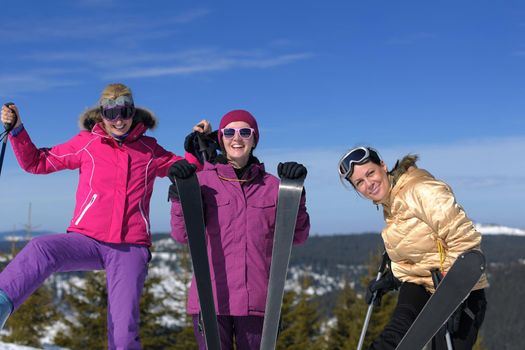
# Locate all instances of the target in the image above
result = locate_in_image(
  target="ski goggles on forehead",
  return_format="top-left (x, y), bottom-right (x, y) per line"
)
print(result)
top-left (221, 127), bottom-right (255, 139)
top-left (99, 95), bottom-right (134, 109)
top-left (338, 147), bottom-right (375, 179)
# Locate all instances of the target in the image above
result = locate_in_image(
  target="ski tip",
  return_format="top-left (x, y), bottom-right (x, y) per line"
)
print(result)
top-left (459, 250), bottom-right (486, 271)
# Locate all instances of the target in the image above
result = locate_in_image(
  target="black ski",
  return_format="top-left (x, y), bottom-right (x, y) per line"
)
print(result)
top-left (175, 175), bottom-right (221, 350)
top-left (396, 250), bottom-right (486, 350)
top-left (260, 176), bottom-right (305, 350)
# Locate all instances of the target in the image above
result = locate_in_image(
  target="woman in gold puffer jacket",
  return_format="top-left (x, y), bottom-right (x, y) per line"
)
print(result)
top-left (338, 146), bottom-right (488, 350)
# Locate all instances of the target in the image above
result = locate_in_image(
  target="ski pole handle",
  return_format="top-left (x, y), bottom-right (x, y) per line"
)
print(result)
top-left (0, 102), bottom-right (17, 178)
top-left (370, 251), bottom-right (389, 304)
top-left (430, 268), bottom-right (442, 288)
top-left (196, 131), bottom-right (208, 162)
top-left (3, 102), bottom-right (18, 132)
top-left (378, 251), bottom-right (389, 274)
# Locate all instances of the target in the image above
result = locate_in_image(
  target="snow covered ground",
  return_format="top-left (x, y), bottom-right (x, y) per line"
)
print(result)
top-left (0, 342), bottom-right (67, 350)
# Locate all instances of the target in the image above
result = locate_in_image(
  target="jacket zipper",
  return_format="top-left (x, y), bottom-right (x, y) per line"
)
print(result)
top-left (74, 194), bottom-right (98, 225)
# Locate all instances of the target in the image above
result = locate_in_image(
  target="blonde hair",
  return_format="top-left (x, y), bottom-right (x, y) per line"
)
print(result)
top-left (100, 83), bottom-right (133, 100)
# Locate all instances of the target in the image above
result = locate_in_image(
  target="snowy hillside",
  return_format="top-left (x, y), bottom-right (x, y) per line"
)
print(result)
top-left (0, 343), bottom-right (37, 350)
top-left (0, 342), bottom-right (66, 350)
top-left (474, 223), bottom-right (525, 236)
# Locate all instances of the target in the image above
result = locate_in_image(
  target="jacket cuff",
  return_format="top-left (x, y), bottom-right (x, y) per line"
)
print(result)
top-left (10, 123), bottom-right (24, 137)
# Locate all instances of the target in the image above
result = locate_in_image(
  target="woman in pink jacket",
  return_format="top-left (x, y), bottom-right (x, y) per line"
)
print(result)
top-left (0, 83), bottom-right (199, 349)
top-left (170, 109), bottom-right (310, 350)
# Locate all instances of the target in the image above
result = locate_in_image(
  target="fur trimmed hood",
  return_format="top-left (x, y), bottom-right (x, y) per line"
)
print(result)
top-left (78, 106), bottom-right (158, 131)
top-left (389, 154), bottom-right (419, 186)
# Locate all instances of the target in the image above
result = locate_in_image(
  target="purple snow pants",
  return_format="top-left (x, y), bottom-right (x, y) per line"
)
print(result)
top-left (0, 232), bottom-right (150, 350)
top-left (192, 314), bottom-right (264, 350)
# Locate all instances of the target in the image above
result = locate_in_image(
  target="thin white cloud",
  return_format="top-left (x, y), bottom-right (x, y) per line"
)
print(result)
top-left (172, 8), bottom-right (212, 23)
top-left (386, 32), bottom-right (436, 46)
top-left (0, 71), bottom-right (81, 97)
top-left (105, 52), bottom-right (313, 79)
top-left (0, 9), bottom-right (209, 43)
top-left (73, 0), bottom-right (120, 8)
top-left (6, 47), bottom-right (312, 94)
top-left (2, 7), bottom-right (310, 92)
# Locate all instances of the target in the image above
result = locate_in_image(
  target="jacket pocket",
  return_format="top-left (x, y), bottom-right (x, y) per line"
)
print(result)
top-left (74, 193), bottom-right (98, 225)
top-left (248, 199), bottom-right (276, 238)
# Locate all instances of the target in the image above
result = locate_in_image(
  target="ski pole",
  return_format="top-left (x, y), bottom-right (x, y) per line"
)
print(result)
top-left (0, 102), bottom-right (18, 177)
top-left (431, 269), bottom-right (454, 350)
top-left (357, 251), bottom-right (389, 350)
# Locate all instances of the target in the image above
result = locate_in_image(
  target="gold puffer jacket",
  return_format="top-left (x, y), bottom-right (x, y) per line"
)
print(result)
top-left (379, 155), bottom-right (489, 293)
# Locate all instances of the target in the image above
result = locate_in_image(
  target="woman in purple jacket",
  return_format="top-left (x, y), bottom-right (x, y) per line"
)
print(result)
top-left (170, 109), bottom-right (310, 350)
top-left (0, 83), bottom-right (199, 349)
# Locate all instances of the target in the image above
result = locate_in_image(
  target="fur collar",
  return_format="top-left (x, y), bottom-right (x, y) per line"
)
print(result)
top-left (389, 154), bottom-right (419, 186)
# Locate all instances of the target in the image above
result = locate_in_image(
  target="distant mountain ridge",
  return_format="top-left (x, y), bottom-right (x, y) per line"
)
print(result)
top-left (0, 230), bottom-right (54, 241)
top-left (0, 223), bottom-right (523, 242)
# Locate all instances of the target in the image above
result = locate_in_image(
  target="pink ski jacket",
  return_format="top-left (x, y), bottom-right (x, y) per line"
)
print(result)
top-left (171, 160), bottom-right (310, 316)
top-left (9, 108), bottom-right (198, 246)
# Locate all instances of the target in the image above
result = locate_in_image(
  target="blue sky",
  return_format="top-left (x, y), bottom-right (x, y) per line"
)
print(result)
top-left (0, 0), bottom-right (524, 235)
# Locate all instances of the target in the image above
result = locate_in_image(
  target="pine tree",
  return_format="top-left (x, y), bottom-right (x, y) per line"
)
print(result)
top-left (53, 271), bottom-right (108, 350)
top-left (0, 243), bottom-right (59, 347)
top-left (171, 315), bottom-right (199, 350)
top-left (1, 284), bottom-right (58, 347)
top-left (277, 275), bottom-right (323, 350)
top-left (275, 289), bottom-right (298, 349)
top-left (171, 242), bottom-right (198, 349)
top-left (325, 278), bottom-right (365, 350)
top-left (139, 273), bottom-right (179, 349)
top-left (53, 242), bottom-right (199, 350)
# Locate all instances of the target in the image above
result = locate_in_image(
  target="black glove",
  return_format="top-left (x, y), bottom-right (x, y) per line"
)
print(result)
top-left (277, 162), bottom-right (307, 179)
top-left (169, 159), bottom-right (196, 181)
top-left (365, 268), bottom-right (401, 306)
top-left (184, 131), bottom-right (219, 164)
top-left (447, 303), bottom-right (463, 335)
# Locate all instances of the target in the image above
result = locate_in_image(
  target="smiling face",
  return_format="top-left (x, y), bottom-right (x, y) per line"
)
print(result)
top-left (101, 115), bottom-right (133, 137)
top-left (99, 84), bottom-right (135, 138)
top-left (349, 161), bottom-right (390, 202)
top-left (222, 121), bottom-right (255, 168)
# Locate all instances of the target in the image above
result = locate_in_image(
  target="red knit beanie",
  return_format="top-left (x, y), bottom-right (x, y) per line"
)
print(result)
top-left (218, 109), bottom-right (259, 148)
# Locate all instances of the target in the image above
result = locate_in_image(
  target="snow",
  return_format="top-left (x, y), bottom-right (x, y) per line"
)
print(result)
top-left (474, 223), bottom-right (525, 236)
top-left (0, 342), bottom-right (67, 350)
top-left (0, 343), bottom-right (37, 350)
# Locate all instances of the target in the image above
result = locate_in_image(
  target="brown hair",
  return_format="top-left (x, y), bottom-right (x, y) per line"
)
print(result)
top-left (100, 83), bottom-right (133, 100)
